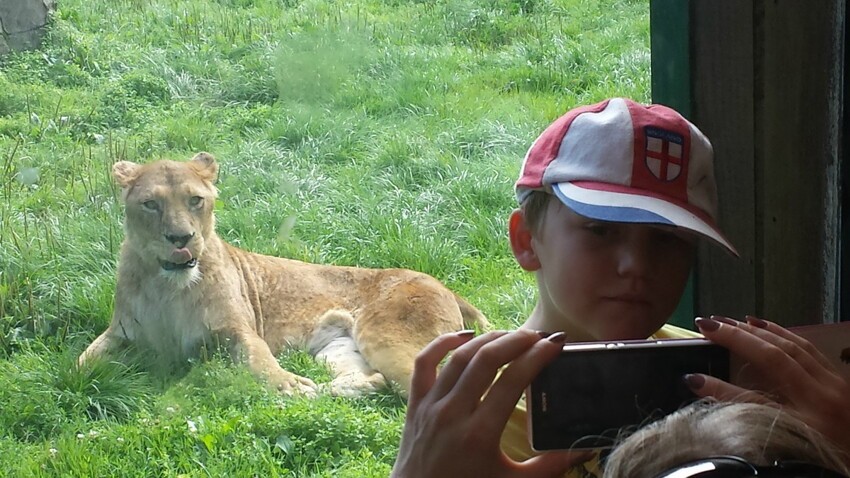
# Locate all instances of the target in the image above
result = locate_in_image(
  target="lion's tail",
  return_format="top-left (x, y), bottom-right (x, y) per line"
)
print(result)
top-left (454, 293), bottom-right (491, 332)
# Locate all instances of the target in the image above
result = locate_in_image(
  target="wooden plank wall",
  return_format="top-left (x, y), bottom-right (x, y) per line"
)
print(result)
top-left (689, 2), bottom-right (756, 321)
top-left (688, 0), bottom-right (845, 326)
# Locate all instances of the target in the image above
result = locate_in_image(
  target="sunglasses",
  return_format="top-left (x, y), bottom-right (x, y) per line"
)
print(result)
top-left (655, 456), bottom-right (848, 478)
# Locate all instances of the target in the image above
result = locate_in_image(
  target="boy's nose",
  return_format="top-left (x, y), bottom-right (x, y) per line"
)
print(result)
top-left (616, 242), bottom-right (651, 278)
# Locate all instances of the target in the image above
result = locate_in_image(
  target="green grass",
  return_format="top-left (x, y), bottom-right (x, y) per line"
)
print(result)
top-left (0, 0), bottom-right (650, 474)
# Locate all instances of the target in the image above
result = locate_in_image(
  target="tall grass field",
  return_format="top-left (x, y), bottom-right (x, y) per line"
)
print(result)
top-left (0, 0), bottom-right (650, 475)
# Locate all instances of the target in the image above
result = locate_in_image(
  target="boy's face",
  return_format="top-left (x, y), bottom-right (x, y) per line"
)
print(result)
top-left (510, 197), bottom-right (695, 341)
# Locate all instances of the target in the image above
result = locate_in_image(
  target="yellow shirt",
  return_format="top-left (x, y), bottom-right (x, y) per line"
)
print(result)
top-left (499, 324), bottom-right (702, 478)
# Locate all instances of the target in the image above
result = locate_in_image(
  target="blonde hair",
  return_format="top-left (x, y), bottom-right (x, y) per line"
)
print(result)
top-left (603, 401), bottom-right (850, 477)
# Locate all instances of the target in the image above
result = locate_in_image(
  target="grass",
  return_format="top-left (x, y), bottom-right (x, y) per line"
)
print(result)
top-left (0, 0), bottom-right (650, 474)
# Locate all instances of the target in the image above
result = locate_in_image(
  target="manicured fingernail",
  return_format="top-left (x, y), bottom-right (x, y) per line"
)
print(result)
top-left (695, 317), bottom-right (720, 332)
top-left (547, 331), bottom-right (567, 343)
top-left (683, 374), bottom-right (705, 390)
top-left (456, 330), bottom-right (475, 338)
top-left (536, 331), bottom-right (551, 338)
top-left (746, 316), bottom-right (768, 328)
top-left (711, 315), bottom-right (739, 327)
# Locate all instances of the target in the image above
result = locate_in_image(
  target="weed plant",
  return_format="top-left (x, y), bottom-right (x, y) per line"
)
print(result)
top-left (0, 0), bottom-right (650, 474)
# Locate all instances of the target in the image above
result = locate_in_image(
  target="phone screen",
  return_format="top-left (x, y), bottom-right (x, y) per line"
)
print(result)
top-left (528, 339), bottom-right (729, 451)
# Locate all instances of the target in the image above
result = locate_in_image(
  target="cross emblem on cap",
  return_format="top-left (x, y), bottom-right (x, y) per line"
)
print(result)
top-left (644, 126), bottom-right (685, 182)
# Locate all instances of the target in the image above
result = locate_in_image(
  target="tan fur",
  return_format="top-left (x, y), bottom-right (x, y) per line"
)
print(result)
top-left (78, 153), bottom-right (489, 397)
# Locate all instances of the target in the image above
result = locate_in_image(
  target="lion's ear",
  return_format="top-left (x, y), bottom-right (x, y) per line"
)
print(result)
top-left (113, 161), bottom-right (140, 188)
top-left (190, 152), bottom-right (218, 182)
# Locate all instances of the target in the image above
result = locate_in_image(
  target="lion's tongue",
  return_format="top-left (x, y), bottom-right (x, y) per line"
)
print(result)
top-left (169, 248), bottom-right (193, 264)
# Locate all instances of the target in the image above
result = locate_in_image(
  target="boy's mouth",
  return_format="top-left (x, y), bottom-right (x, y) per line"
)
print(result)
top-left (605, 295), bottom-right (651, 306)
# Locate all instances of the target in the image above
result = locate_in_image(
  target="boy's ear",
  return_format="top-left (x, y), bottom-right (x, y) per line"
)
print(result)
top-left (509, 209), bottom-right (541, 271)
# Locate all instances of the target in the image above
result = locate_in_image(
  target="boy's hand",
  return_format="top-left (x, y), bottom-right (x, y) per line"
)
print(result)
top-left (391, 329), bottom-right (592, 478)
top-left (690, 316), bottom-right (850, 457)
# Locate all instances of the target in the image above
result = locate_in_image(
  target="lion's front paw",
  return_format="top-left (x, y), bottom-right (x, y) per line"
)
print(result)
top-left (323, 372), bottom-right (388, 398)
top-left (271, 372), bottom-right (318, 398)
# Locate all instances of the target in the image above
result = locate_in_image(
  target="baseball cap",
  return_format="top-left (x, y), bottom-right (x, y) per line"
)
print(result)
top-left (515, 97), bottom-right (738, 256)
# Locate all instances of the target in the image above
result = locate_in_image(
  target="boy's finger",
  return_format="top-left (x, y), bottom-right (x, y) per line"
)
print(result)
top-left (408, 330), bottom-right (478, 407)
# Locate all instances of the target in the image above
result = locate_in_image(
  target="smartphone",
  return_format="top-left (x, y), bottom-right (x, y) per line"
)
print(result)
top-left (527, 338), bottom-right (729, 451)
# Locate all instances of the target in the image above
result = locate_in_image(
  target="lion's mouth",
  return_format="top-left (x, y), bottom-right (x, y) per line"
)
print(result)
top-left (161, 247), bottom-right (196, 271)
top-left (160, 258), bottom-right (198, 271)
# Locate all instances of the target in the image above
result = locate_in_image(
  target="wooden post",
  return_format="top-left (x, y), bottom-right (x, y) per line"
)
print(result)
top-left (685, 0), bottom-right (846, 326)
top-left (689, 2), bottom-right (757, 320)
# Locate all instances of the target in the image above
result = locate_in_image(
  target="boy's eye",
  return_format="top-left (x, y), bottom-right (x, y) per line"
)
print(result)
top-left (652, 228), bottom-right (696, 247)
top-left (654, 230), bottom-right (676, 242)
top-left (585, 223), bottom-right (611, 236)
top-left (142, 200), bottom-right (159, 211)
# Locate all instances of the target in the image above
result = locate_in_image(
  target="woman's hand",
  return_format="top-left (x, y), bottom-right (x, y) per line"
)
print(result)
top-left (691, 316), bottom-right (850, 456)
top-left (391, 329), bottom-right (591, 478)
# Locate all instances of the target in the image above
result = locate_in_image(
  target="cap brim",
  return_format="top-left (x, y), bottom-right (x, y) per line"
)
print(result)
top-left (553, 182), bottom-right (739, 257)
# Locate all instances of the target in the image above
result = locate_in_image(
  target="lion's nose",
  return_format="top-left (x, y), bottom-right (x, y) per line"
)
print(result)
top-left (165, 233), bottom-right (195, 248)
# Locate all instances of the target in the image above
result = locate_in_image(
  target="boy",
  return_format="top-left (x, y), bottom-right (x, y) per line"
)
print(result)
top-left (500, 97), bottom-right (738, 475)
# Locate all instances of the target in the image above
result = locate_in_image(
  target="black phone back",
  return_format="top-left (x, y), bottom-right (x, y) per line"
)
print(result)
top-left (528, 339), bottom-right (729, 451)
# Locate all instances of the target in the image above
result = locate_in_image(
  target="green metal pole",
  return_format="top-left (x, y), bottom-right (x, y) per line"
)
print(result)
top-left (650, 0), bottom-right (695, 329)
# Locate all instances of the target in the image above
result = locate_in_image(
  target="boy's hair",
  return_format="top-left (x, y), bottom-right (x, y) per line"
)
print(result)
top-left (602, 401), bottom-right (850, 477)
top-left (519, 190), bottom-right (551, 236)
top-left (514, 98), bottom-right (737, 256)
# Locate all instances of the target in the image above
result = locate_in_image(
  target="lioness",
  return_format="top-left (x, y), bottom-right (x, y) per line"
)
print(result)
top-left (78, 152), bottom-right (489, 397)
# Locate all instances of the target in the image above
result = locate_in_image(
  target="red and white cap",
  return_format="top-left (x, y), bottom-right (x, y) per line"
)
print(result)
top-left (516, 97), bottom-right (737, 256)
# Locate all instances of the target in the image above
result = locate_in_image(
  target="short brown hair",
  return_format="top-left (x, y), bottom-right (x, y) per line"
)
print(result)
top-left (520, 190), bottom-right (552, 236)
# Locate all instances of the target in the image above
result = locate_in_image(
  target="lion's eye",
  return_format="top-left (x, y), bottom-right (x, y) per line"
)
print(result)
top-left (189, 196), bottom-right (203, 207)
top-left (142, 200), bottom-right (159, 211)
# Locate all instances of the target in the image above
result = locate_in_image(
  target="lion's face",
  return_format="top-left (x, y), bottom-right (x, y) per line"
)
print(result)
top-left (113, 153), bottom-right (219, 283)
